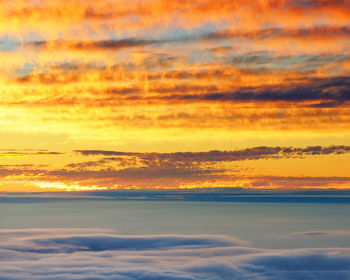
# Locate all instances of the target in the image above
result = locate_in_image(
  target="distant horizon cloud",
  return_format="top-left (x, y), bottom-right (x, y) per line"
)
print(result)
top-left (281, 230), bottom-right (350, 238)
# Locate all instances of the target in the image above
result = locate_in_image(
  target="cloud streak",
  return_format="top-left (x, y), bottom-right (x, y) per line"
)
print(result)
top-left (283, 230), bottom-right (350, 238)
top-left (75, 145), bottom-right (350, 162)
top-left (2, 0), bottom-right (350, 35)
top-left (8, 73), bottom-right (350, 108)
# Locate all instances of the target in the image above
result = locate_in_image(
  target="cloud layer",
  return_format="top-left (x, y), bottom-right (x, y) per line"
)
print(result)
top-left (1, 228), bottom-right (350, 279)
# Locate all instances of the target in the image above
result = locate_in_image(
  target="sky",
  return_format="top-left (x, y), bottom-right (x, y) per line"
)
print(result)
top-left (1, 0), bottom-right (350, 191)
top-left (2, 2), bottom-right (350, 279)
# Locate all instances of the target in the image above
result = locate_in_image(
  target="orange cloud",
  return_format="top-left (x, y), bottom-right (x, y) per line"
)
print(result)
top-left (0, 0), bottom-right (349, 192)
top-left (1, 146), bottom-right (350, 191)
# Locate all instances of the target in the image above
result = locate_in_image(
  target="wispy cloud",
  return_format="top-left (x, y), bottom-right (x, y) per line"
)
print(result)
top-left (75, 145), bottom-right (350, 163)
top-left (282, 230), bottom-right (350, 238)
top-left (0, 150), bottom-right (63, 157)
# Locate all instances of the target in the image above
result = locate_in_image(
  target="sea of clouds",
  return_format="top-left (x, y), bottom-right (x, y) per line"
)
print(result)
top-left (1, 228), bottom-right (350, 280)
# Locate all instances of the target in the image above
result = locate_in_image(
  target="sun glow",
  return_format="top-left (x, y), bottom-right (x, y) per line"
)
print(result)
top-left (0, 181), bottom-right (107, 192)
top-left (33, 181), bottom-right (106, 191)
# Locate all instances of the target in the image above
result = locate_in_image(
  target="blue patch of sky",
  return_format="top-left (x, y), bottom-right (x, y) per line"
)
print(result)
top-left (157, 22), bottom-right (217, 41)
top-left (230, 52), bottom-right (348, 73)
top-left (16, 63), bottom-right (36, 78)
top-left (0, 35), bottom-right (20, 52)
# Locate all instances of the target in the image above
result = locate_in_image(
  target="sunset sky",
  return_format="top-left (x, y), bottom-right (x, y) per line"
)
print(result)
top-left (1, 0), bottom-right (350, 191)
